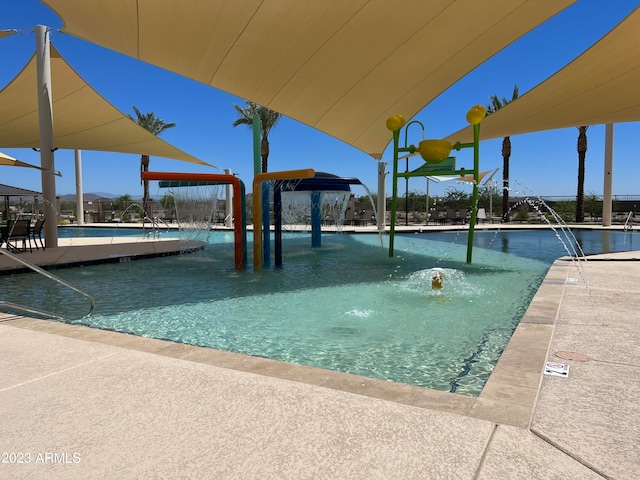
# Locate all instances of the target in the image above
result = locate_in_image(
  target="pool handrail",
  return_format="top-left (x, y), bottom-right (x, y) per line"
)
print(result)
top-left (142, 215), bottom-right (172, 239)
top-left (0, 247), bottom-right (96, 320)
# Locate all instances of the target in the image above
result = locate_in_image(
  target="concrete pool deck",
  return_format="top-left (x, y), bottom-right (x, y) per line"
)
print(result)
top-left (1, 230), bottom-right (639, 478)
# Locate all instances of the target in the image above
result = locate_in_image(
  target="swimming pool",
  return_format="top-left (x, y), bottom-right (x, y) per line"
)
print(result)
top-left (5, 228), bottom-right (638, 396)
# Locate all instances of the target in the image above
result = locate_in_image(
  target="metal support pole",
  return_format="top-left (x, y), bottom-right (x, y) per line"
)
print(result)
top-left (262, 182), bottom-right (270, 266)
top-left (466, 123), bottom-right (481, 263)
top-left (224, 168), bottom-right (233, 228)
top-left (274, 182), bottom-right (283, 267)
top-left (388, 130), bottom-right (400, 257)
top-left (75, 150), bottom-right (84, 224)
top-left (311, 190), bottom-right (322, 247)
top-left (405, 158), bottom-right (409, 226)
top-left (377, 161), bottom-right (386, 231)
top-left (35, 25), bottom-right (58, 247)
top-left (489, 179), bottom-right (494, 222)
top-left (425, 178), bottom-right (430, 224)
top-left (602, 123), bottom-right (614, 227)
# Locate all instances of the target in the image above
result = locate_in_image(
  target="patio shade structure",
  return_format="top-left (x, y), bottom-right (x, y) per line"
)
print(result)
top-left (444, 6), bottom-right (640, 143)
top-left (441, 6), bottom-right (640, 227)
top-left (0, 151), bottom-right (61, 176)
top-left (43, 0), bottom-right (574, 158)
top-left (0, 44), bottom-right (212, 166)
top-left (0, 34), bottom-right (214, 248)
top-left (0, 183), bottom-right (42, 223)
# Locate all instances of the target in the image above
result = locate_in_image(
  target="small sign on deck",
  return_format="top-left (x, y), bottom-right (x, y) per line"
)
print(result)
top-left (544, 361), bottom-right (570, 378)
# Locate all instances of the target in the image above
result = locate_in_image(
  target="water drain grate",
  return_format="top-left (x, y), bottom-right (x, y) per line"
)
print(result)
top-left (555, 351), bottom-right (590, 362)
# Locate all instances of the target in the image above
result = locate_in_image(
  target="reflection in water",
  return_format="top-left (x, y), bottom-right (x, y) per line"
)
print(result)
top-left (601, 230), bottom-right (610, 253)
top-left (501, 236), bottom-right (509, 254)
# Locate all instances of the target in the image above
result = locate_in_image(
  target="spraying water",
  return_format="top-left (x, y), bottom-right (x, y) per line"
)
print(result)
top-left (506, 181), bottom-right (591, 291)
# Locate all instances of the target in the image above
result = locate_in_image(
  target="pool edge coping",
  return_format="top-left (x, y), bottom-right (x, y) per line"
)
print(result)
top-left (0, 258), bottom-right (570, 428)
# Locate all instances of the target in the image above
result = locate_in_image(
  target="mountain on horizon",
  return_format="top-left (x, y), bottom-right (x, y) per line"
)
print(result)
top-left (59, 192), bottom-right (142, 201)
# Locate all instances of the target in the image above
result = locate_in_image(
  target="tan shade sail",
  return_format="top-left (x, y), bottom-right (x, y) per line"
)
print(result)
top-left (0, 29), bottom-right (18, 39)
top-left (44, 0), bottom-right (574, 158)
top-left (446, 6), bottom-right (640, 144)
top-left (0, 151), bottom-right (62, 176)
top-left (0, 45), bottom-right (212, 166)
top-left (429, 168), bottom-right (497, 184)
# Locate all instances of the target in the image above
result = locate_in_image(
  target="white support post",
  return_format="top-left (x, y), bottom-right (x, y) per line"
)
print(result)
top-left (602, 123), bottom-right (614, 227)
top-left (35, 25), bottom-right (58, 247)
top-left (75, 149), bottom-right (84, 224)
top-left (224, 168), bottom-right (233, 228)
top-left (425, 177), bottom-right (430, 224)
top-left (377, 161), bottom-right (386, 231)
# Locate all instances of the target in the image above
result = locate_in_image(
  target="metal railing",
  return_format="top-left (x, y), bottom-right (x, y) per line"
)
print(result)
top-left (141, 216), bottom-right (171, 239)
top-left (0, 248), bottom-right (95, 321)
top-left (624, 211), bottom-right (634, 231)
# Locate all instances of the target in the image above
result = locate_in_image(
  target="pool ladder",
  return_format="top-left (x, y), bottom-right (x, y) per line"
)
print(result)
top-left (0, 248), bottom-right (95, 321)
top-left (623, 211), bottom-right (634, 232)
top-left (142, 216), bottom-right (171, 239)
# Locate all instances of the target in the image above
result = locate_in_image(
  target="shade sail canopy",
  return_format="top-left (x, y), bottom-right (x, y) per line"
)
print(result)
top-left (446, 6), bottom-right (640, 144)
top-left (429, 168), bottom-right (498, 184)
top-left (0, 151), bottom-right (62, 176)
top-left (44, 0), bottom-right (574, 158)
top-left (0, 29), bottom-right (18, 39)
top-left (0, 44), bottom-right (212, 166)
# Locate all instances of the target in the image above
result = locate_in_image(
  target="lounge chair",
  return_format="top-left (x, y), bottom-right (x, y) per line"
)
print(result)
top-left (446, 208), bottom-right (458, 224)
top-left (343, 207), bottom-right (355, 226)
top-left (5, 219), bottom-right (32, 253)
top-left (477, 208), bottom-right (487, 224)
top-left (30, 218), bottom-right (46, 250)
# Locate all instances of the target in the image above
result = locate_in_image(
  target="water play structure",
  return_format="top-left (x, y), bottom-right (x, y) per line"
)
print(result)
top-left (273, 172), bottom-right (366, 267)
top-left (252, 169), bottom-right (315, 270)
top-left (141, 172), bottom-right (247, 270)
top-left (144, 167), bottom-right (376, 270)
top-left (140, 105), bottom-right (486, 269)
top-left (386, 105), bottom-right (486, 263)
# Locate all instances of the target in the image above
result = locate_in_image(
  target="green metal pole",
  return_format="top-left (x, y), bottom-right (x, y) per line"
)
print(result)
top-left (466, 123), bottom-right (481, 263)
top-left (388, 129), bottom-right (400, 257)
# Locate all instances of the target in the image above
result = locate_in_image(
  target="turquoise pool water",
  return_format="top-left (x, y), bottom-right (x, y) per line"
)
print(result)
top-left (6, 228), bottom-right (638, 395)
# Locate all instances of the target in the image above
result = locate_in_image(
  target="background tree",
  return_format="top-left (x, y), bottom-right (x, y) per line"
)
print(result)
top-left (476, 184), bottom-right (501, 213)
top-left (232, 101), bottom-right (282, 173)
top-left (160, 193), bottom-right (176, 221)
top-left (487, 85), bottom-right (519, 222)
top-left (575, 126), bottom-right (589, 222)
top-left (114, 194), bottom-right (134, 213)
top-left (583, 192), bottom-right (602, 222)
top-left (128, 106), bottom-right (176, 218)
top-left (442, 187), bottom-right (472, 211)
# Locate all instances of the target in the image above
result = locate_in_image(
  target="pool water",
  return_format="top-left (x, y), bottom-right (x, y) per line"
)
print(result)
top-left (6, 228), bottom-right (638, 395)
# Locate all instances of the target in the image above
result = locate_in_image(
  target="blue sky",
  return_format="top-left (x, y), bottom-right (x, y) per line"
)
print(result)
top-left (1, 0), bottom-right (638, 199)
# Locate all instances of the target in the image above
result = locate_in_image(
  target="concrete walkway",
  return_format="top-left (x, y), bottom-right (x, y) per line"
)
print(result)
top-left (1, 238), bottom-right (639, 478)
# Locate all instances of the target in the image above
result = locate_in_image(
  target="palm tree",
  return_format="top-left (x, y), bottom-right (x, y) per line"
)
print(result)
top-left (576, 126), bottom-right (589, 222)
top-left (127, 106), bottom-right (176, 219)
top-left (232, 101), bottom-right (281, 173)
top-left (487, 85), bottom-right (519, 222)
